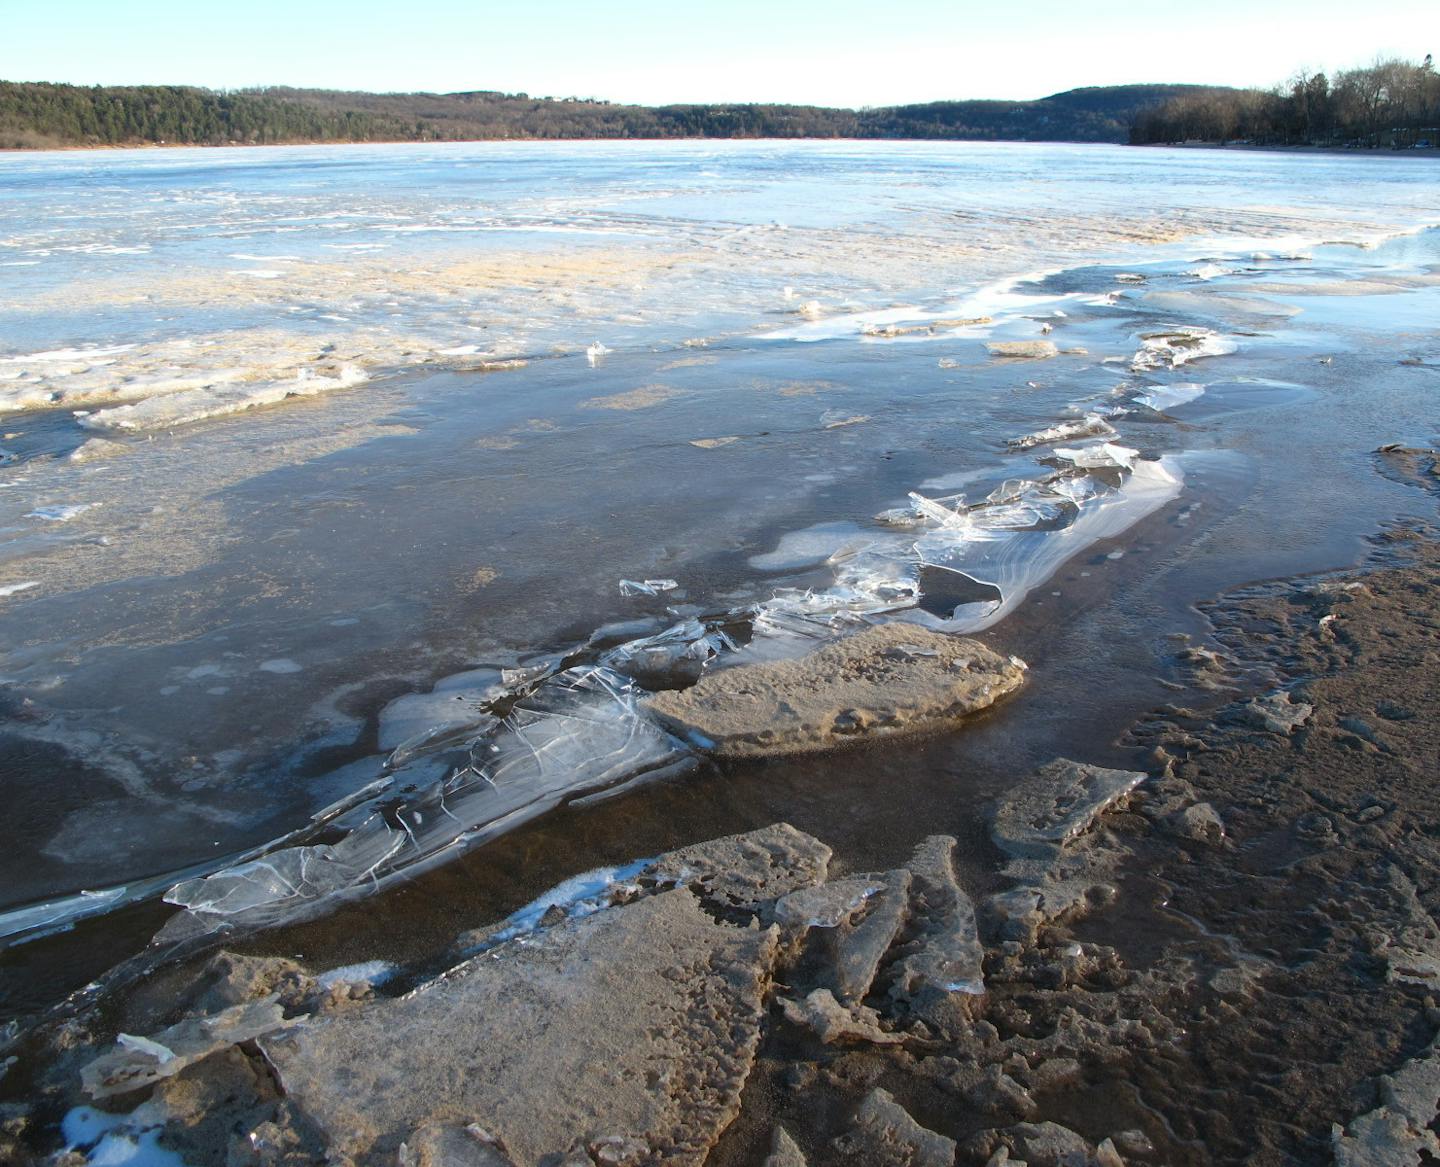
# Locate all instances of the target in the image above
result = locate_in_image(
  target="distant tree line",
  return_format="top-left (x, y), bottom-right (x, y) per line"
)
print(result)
top-left (0, 80), bottom-right (1213, 149)
top-left (1131, 56), bottom-right (1439, 147)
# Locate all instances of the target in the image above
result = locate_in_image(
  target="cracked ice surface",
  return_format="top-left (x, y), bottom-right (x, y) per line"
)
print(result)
top-left (740, 448), bottom-right (1183, 657)
top-left (157, 667), bottom-right (691, 942)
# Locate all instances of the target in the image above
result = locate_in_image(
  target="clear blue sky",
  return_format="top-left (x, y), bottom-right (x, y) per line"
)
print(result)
top-left (1, 0), bottom-right (1432, 106)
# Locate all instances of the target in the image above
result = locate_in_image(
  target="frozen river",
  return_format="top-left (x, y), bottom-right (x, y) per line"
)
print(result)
top-left (0, 139), bottom-right (1437, 1017)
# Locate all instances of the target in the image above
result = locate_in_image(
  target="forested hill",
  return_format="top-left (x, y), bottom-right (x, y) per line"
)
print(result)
top-left (0, 80), bottom-right (1219, 149)
top-left (1131, 58), bottom-right (1439, 148)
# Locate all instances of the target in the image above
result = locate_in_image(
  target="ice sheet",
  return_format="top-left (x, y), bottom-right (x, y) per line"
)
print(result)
top-left (618, 578), bottom-right (678, 597)
top-left (908, 457), bottom-right (1183, 632)
top-left (736, 446), bottom-right (1182, 657)
top-left (1131, 382), bottom-right (1207, 412)
top-left (601, 618), bottom-right (739, 689)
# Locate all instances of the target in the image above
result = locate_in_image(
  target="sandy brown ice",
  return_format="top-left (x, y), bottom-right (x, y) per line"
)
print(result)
top-left (260, 888), bottom-right (779, 1167)
top-left (646, 623), bottom-right (1026, 758)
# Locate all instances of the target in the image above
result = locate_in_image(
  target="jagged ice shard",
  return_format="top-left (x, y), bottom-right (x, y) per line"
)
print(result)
top-left (157, 667), bottom-right (693, 943)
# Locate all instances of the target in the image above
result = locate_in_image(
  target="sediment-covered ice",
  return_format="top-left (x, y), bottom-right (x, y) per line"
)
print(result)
top-left (79, 366), bottom-right (367, 431)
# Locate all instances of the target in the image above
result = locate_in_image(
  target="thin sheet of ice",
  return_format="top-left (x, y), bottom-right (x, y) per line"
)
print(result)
top-left (735, 448), bottom-right (1182, 657)
top-left (0, 886), bottom-right (130, 944)
top-left (618, 578), bottom-right (678, 597)
top-left (602, 617), bottom-right (738, 688)
top-left (1, 345), bottom-right (135, 364)
top-left (157, 667), bottom-right (691, 942)
top-left (377, 682), bottom-right (506, 754)
top-left (750, 521), bottom-right (869, 570)
top-left (1132, 382), bottom-right (1207, 412)
top-left (316, 960), bottom-right (397, 990)
top-left (1051, 442), bottom-right (1139, 471)
top-left (1007, 414), bottom-right (1116, 450)
top-left (905, 457), bottom-right (1183, 633)
top-left (761, 272), bottom-right (1073, 343)
top-left (1187, 263), bottom-right (1236, 281)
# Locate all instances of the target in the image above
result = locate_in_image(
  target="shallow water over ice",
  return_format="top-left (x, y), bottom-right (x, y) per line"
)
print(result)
top-left (0, 142), bottom-right (1438, 1020)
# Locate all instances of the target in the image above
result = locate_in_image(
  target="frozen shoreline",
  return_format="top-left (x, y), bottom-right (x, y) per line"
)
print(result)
top-left (0, 144), bottom-right (1438, 1101)
top-left (8, 479), bottom-right (1440, 1163)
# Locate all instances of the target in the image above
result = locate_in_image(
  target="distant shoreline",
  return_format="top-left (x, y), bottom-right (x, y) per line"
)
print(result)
top-left (1142, 140), bottom-right (1440, 158)
top-left (6, 136), bottom-right (1439, 157)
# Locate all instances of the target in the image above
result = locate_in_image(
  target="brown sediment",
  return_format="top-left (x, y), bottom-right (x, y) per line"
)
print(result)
top-left (708, 466), bottom-right (1440, 1165)
top-left (984, 340), bottom-right (1059, 359)
top-left (577, 383), bottom-right (684, 411)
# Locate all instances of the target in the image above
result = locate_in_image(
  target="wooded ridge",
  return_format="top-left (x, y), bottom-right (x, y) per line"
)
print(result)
top-left (0, 81), bottom-right (1215, 149)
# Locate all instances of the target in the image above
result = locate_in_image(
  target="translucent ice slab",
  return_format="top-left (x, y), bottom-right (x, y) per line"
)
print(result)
top-left (156, 667), bottom-right (692, 943)
top-left (739, 453), bottom-right (1183, 654)
top-left (601, 617), bottom-right (739, 689)
top-left (1129, 327), bottom-right (1237, 373)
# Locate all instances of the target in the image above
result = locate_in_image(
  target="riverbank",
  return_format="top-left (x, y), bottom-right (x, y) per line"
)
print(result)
top-left (4, 443), bottom-right (1438, 1165)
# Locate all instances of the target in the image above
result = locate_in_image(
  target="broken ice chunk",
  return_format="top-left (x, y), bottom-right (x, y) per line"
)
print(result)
top-left (80, 996), bottom-right (298, 1098)
top-left (25, 503), bottom-right (99, 522)
top-left (1131, 382), bottom-right (1206, 412)
top-left (642, 822), bottom-right (832, 914)
top-left (780, 989), bottom-right (902, 1045)
top-left (828, 868), bottom-right (912, 1004)
top-left (1048, 442), bottom-right (1139, 472)
top-left (618, 578), bottom-right (679, 597)
top-left (991, 758), bottom-right (1147, 860)
top-left (1238, 690), bottom-right (1312, 734)
top-left (838, 1088), bottom-right (956, 1166)
top-left (888, 836), bottom-right (986, 1026)
top-left (647, 624), bottom-right (1024, 758)
top-left (1129, 327), bottom-right (1236, 373)
top-left (986, 340), bottom-right (1059, 359)
top-left (601, 617), bottom-right (738, 689)
top-left (1007, 413), bottom-right (1116, 450)
top-left (379, 685), bottom-right (508, 752)
top-left (907, 491), bottom-right (969, 528)
top-left (775, 878), bottom-right (884, 930)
